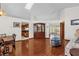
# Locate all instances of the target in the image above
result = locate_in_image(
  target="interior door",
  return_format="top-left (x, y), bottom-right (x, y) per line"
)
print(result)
top-left (60, 22), bottom-right (64, 55)
top-left (34, 23), bottom-right (45, 39)
top-left (60, 22), bottom-right (64, 46)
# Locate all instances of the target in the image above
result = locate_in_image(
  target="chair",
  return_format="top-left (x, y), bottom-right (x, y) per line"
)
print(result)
top-left (12, 34), bottom-right (16, 48)
top-left (1, 45), bottom-right (9, 56)
top-left (0, 39), bottom-right (4, 47)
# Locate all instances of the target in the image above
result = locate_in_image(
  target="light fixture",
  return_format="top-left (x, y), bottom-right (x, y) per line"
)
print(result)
top-left (25, 3), bottom-right (34, 10)
top-left (0, 3), bottom-right (6, 16)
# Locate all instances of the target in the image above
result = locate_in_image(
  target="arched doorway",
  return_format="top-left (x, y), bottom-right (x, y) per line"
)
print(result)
top-left (34, 23), bottom-right (45, 39)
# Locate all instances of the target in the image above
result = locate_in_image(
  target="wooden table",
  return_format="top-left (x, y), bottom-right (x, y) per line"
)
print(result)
top-left (0, 36), bottom-right (15, 55)
top-left (2, 36), bottom-right (15, 47)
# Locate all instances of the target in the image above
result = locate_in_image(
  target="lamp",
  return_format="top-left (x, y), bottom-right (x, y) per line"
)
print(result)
top-left (0, 3), bottom-right (6, 16)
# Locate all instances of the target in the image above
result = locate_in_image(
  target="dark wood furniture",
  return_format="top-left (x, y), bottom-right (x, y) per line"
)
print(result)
top-left (2, 35), bottom-right (15, 48)
top-left (0, 34), bottom-right (15, 47)
top-left (34, 23), bottom-right (45, 39)
top-left (0, 34), bottom-right (16, 55)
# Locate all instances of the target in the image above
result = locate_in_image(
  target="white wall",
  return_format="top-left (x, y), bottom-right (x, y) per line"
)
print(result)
top-left (62, 7), bottom-right (79, 40)
top-left (12, 17), bottom-right (29, 41)
top-left (0, 16), bottom-right (29, 41)
top-left (29, 20), bottom-right (61, 38)
top-left (0, 16), bottom-right (61, 41)
top-left (0, 16), bottom-right (13, 35)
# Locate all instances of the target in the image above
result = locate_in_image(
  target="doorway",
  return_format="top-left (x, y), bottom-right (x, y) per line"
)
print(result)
top-left (34, 23), bottom-right (45, 39)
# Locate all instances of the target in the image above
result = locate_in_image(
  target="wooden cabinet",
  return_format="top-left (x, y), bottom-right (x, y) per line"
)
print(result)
top-left (34, 23), bottom-right (45, 39)
top-left (21, 22), bottom-right (29, 38)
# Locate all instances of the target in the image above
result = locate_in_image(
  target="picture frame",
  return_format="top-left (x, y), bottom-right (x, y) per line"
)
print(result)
top-left (71, 19), bottom-right (79, 25)
top-left (13, 22), bottom-right (20, 27)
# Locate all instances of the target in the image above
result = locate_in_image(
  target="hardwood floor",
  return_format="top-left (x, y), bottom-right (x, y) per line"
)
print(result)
top-left (15, 39), bottom-right (64, 56)
top-left (0, 39), bottom-right (64, 56)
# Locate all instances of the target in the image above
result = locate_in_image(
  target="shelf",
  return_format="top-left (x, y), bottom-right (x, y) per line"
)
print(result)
top-left (21, 23), bottom-right (29, 38)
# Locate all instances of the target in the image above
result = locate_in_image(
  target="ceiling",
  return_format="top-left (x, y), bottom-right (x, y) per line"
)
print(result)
top-left (1, 3), bottom-right (79, 20)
